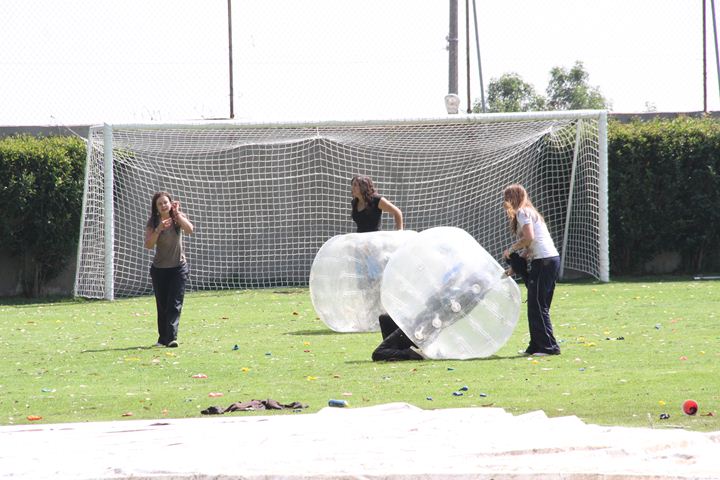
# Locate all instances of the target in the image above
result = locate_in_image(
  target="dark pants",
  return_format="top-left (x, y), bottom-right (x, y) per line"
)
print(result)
top-left (150, 263), bottom-right (189, 345)
top-left (372, 314), bottom-right (423, 361)
top-left (526, 256), bottom-right (561, 354)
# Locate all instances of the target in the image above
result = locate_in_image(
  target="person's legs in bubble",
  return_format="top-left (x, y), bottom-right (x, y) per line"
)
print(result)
top-left (372, 314), bottom-right (425, 361)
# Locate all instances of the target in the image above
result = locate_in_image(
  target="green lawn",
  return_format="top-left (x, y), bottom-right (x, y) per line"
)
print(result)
top-left (1, 278), bottom-right (718, 431)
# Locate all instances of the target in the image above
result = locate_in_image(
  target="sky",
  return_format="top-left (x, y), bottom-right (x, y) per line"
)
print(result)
top-left (1, 0), bottom-right (719, 125)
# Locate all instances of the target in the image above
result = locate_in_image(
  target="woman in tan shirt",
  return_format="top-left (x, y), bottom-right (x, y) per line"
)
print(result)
top-left (145, 191), bottom-right (194, 348)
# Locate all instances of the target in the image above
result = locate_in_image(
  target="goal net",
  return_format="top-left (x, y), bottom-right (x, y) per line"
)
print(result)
top-left (75, 111), bottom-right (608, 300)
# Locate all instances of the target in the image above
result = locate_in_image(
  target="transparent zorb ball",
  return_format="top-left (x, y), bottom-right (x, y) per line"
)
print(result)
top-left (381, 226), bottom-right (521, 359)
top-left (309, 230), bottom-right (419, 332)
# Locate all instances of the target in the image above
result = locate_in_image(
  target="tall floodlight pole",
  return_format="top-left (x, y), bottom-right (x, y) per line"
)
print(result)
top-left (465, 0), bottom-right (471, 113)
top-left (711, 0), bottom-right (720, 104)
top-left (227, 0), bottom-right (235, 119)
top-left (448, 0), bottom-right (458, 94)
top-left (445, 0), bottom-right (460, 114)
top-left (704, 0), bottom-right (708, 112)
top-left (471, 0), bottom-right (486, 112)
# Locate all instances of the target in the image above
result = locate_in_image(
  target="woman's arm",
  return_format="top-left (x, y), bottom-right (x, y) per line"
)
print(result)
top-left (172, 201), bottom-right (194, 235)
top-left (174, 212), bottom-right (194, 235)
top-left (503, 223), bottom-right (534, 259)
top-left (144, 224), bottom-right (163, 249)
top-left (144, 215), bottom-right (181, 249)
top-left (378, 197), bottom-right (403, 230)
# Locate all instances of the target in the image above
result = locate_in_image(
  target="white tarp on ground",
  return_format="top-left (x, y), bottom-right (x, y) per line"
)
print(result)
top-left (1, 402), bottom-right (719, 479)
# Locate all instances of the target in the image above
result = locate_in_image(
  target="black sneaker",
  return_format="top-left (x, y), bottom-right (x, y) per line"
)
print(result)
top-left (167, 340), bottom-right (179, 348)
top-left (520, 349), bottom-right (560, 356)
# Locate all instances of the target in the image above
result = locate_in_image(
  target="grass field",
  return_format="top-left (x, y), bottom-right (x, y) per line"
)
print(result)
top-left (1, 277), bottom-right (718, 431)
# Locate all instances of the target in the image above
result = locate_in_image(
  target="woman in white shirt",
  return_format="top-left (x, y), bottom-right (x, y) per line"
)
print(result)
top-left (502, 184), bottom-right (561, 356)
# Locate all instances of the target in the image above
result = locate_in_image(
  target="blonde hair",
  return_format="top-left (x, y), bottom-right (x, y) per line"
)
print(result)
top-left (503, 184), bottom-right (543, 234)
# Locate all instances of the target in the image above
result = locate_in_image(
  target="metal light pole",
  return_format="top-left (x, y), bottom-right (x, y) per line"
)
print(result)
top-left (711, 0), bottom-right (720, 106)
top-left (465, 0), bottom-right (471, 113)
top-left (227, 0), bottom-right (235, 119)
top-left (471, 0), bottom-right (486, 112)
top-left (445, 0), bottom-right (460, 114)
top-left (704, 0), bottom-right (708, 112)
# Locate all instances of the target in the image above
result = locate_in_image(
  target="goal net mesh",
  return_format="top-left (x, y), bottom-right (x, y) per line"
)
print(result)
top-left (75, 113), bottom-right (606, 299)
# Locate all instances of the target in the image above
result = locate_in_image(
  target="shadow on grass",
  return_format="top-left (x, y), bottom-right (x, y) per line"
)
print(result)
top-left (285, 329), bottom-right (354, 336)
top-left (80, 346), bottom-right (156, 353)
top-left (563, 274), bottom-right (720, 284)
top-left (344, 353), bottom-right (529, 365)
top-left (0, 296), bottom-right (92, 307)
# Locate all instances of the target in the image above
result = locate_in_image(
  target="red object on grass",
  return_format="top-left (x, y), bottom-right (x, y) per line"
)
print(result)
top-left (683, 399), bottom-right (698, 415)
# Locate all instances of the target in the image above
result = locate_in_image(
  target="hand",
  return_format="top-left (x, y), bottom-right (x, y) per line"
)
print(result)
top-left (157, 217), bottom-right (172, 232)
top-left (171, 200), bottom-right (181, 213)
top-left (502, 249), bottom-right (511, 259)
top-left (503, 267), bottom-right (514, 277)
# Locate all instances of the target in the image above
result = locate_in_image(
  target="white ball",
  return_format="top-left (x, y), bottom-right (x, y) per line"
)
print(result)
top-left (381, 226), bottom-right (521, 359)
top-left (310, 230), bottom-right (419, 332)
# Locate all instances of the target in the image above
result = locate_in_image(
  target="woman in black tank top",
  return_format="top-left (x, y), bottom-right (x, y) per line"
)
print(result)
top-left (350, 175), bottom-right (403, 232)
top-left (350, 176), bottom-right (420, 360)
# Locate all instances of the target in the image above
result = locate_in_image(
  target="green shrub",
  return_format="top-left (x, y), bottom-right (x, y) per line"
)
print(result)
top-left (608, 116), bottom-right (720, 275)
top-left (0, 135), bottom-right (86, 296)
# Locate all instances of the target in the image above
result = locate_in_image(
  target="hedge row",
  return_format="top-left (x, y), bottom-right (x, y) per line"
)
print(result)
top-left (608, 116), bottom-right (720, 275)
top-left (0, 135), bottom-right (86, 296)
top-left (0, 118), bottom-right (718, 296)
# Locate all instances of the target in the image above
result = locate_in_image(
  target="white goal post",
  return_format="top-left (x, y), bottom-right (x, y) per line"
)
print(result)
top-left (75, 111), bottom-right (608, 300)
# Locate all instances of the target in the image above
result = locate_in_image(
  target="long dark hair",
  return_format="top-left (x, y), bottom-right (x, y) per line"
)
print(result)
top-left (148, 191), bottom-right (176, 229)
top-left (503, 184), bottom-right (543, 235)
top-left (351, 175), bottom-right (377, 205)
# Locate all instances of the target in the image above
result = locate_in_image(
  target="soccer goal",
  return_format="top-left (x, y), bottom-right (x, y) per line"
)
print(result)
top-left (74, 110), bottom-right (608, 300)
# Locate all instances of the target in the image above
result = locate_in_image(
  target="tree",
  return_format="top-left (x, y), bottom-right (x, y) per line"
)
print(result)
top-left (474, 62), bottom-right (609, 113)
top-left (477, 73), bottom-right (546, 113)
top-left (545, 61), bottom-right (608, 110)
